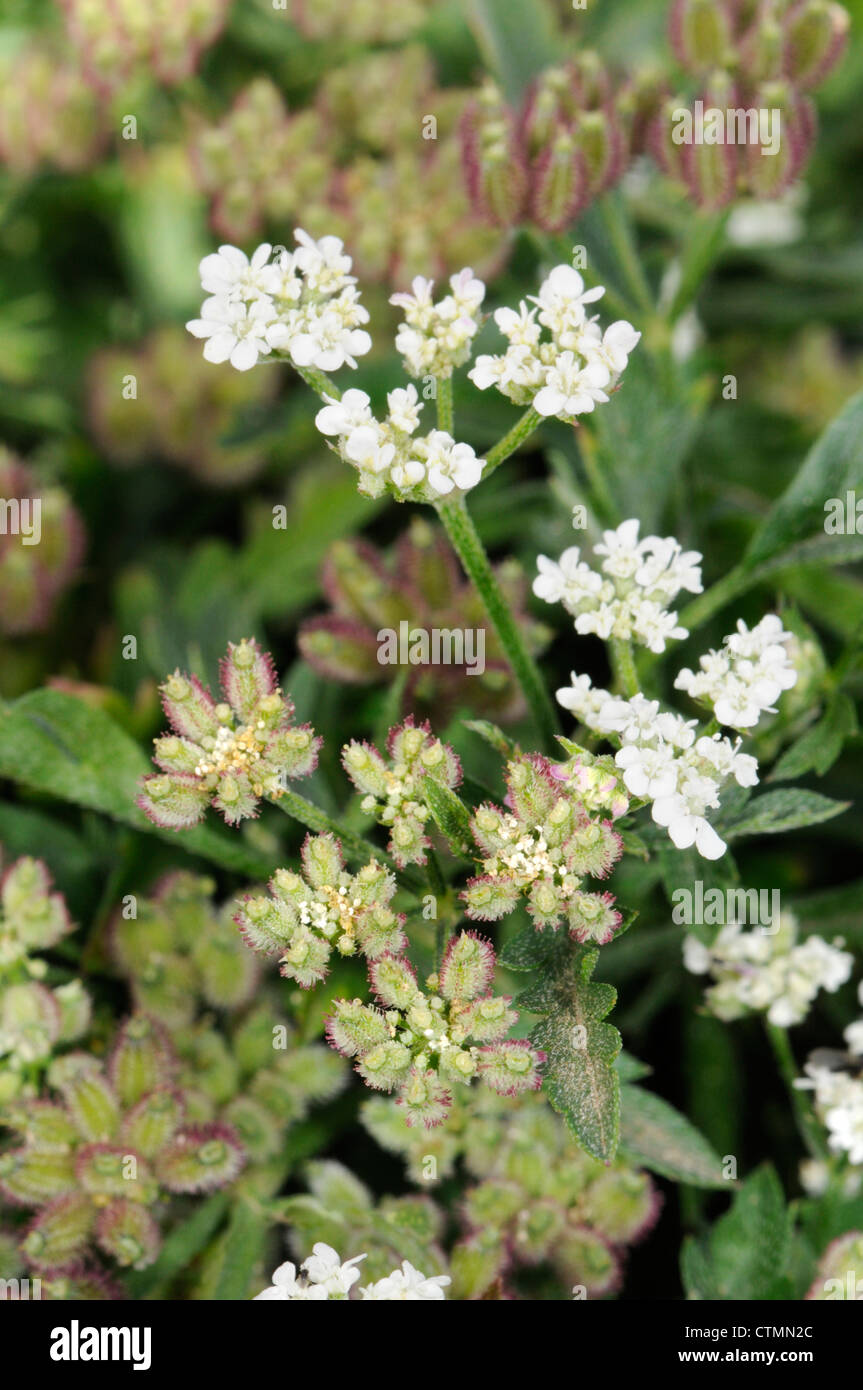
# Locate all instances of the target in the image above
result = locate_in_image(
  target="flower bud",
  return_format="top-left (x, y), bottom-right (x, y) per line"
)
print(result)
top-left (57, 1070), bottom-right (120, 1143)
top-left (21, 1193), bottom-right (93, 1272)
top-left (219, 638), bottom-right (278, 724)
top-left (439, 932), bottom-right (496, 1004)
top-left (121, 1089), bottom-right (184, 1161)
top-left (461, 89), bottom-right (529, 228)
top-left (479, 1040), bottom-right (545, 1096)
top-left (108, 1015), bottom-right (174, 1109)
top-left (357, 1040), bottom-right (413, 1092)
top-left (395, 1065), bottom-right (452, 1128)
top-left (530, 129), bottom-right (590, 233)
top-left (325, 1000), bottom-right (391, 1057)
top-left (0, 1148), bottom-right (76, 1205)
top-left (156, 1123), bottom-right (245, 1193)
top-left (95, 1199), bottom-right (161, 1269)
top-left (369, 955), bottom-right (419, 1011)
top-left (669, 0), bottom-right (734, 73)
top-left (553, 1225), bottom-right (620, 1296)
top-left (579, 1167), bottom-right (660, 1244)
top-left (783, 0), bottom-right (849, 90)
top-left (54, 981), bottom-right (92, 1044)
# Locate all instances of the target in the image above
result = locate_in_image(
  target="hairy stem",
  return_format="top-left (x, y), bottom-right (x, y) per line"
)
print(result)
top-left (436, 493), bottom-right (558, 749)
top-left (765, 1021), bottom-right (828, 1161)
top-left (436, 375), bottom-right (454, 434)
top-left (483, 406), bottom-right (542, 478)
top-left (270, 788), bottom-right (389, 868)
top-left (296, 364), bottom-right (342, 401)
top-left (609, 637), bottom-right (640, 697)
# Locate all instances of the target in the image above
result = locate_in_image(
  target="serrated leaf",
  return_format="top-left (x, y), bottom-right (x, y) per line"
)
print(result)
top-left (771, 693), bottom-right (857, 782)
top-left (518, 943), bottom-right (621, 1163)
top-left (615, 1050), bottom-right (652, 1084)
top-left (742, 390), bottom-right (863, 574)
top-left (619, 1085), bottom-right (728, 1189)
top-left (497, 925), bottom-right (559, 973)
top-left (680, 1166), bottom-right (792, 1300)
top-left (724, 788), bottom-right (849, 839)
top-left (422, 777), bottom-right (473, 858)
top-left (0, 688), bottom-right (275, 879)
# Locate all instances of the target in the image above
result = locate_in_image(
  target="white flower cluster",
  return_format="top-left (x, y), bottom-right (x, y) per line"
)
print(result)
top-left (684, 911), bottom-right (853, 1026)
top-left (534, 520), bottom-right (703, 654)
top-left (186, 231), bottom-right (371, 373)
top-left (468, 264), bottom-right (640, 421)
top-left (797, 985), bottom-right (863, 1165)
top-left (391, 268), bottom-right (486, 380)
top-left (675, 615), bottom-right (798, 729)
top-left (557, 676), bottom-right (759, 858)
top-left (315, 386), bottom-right (484, 501)
top-left (254, 1244), bottom-right (450, 1301)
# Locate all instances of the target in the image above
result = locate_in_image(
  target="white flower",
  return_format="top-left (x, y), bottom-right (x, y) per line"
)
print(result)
top-left (198, 242), bottom-right (274, 299)
top-left (359, 1261), bottom-right (451, 1301)
top-left (651, 794), bottom-right (726, 858)
top-left (391, 267), bottom-right (485, 379)
top-left (188, 229), bottom-right (371, 375)
top-left (533, 353), bottom-right (610, 419)
top-left (186, 295), bottom-right (275, 372)
top-left (615, 744), bottom-right (679, 800)
top-left (555, 673), bottom-right (611, 724)
top-left (675, 615), bottom-right (798, 730)
top-left (253, 1261), bottom-right (328, 1301)
top-left (315, 389), bottom-right (373, 436)
top-left (302, 1243), bottom-right (366, 1296)
top-left (422, 431), bottom-right (484, 496)
top-left (386, 384), bottom-right (422, 434)
top-left (691, 913), bottom-right (853, 1026)
top-left (469, 262), bottom-right (637, 414)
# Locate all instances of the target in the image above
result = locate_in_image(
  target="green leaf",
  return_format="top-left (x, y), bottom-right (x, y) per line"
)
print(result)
top-left (0, 689), bottom-right (275, 880)
top-left (680, 1166), bottom-right (793, 1300)
top-left (770, 693), bottom-right (858, 781)
top-left (422, 778), bottom-right (473, 859)
top-left (742, 389), bottom-right (863, 574)
top-left (467, 0), bottom-right (559, 102)
top-left (518, 943), bottom-right (621, 1163)
top-left (125, 1192), bottom-right (231, 1299)
top-left (211, 1198), bottom-right (271, 1302)
top-left (497, 925), bottom-right (559, 973)
top-left (615, 1050), bottom-right (652, 1084)
top-left (463, 718), bottom-right (518, 759)
top-left (724, 788), bottom-right (850, 840)
top-left (619, 1085), bottom-right (728, 1189)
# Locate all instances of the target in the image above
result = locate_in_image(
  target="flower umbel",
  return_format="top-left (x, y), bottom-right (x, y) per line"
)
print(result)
top-left (342, 718), bottom-right (462, 869)
top-left (138, 638), bottom-right (321, 828)
top-left (234, 833), bottom-right (406, 988)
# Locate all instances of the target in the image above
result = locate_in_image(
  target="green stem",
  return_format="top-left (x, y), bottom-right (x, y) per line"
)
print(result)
top-left (677, 564), bottom-right (750, 634)
top-left (270, 788), bottom-right (389, 868)
top-left (436, 375), bottom-right (454, 434)
top-left (609, 638), bottom-right (640, 697)
top-left (295, 364), bottom-right (342, 400)
top-left (665, 211), bottom-right (729, 324)
top-left (483, 406), bottom-right (542, 478)
top-left (436, 493), bottom-right (558, 749)
top-left (765, 1022), bottom-right (828, 1161)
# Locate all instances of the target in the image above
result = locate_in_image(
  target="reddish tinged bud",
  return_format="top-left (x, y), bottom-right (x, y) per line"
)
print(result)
top-left (108, 1015), bottom-right (175, 1109)
top-left (738, 11), bottom-right (784, 84)
top-left (21, 1193), bottom-right (93, 1273)
top-left (669, 0), bottom-right (734, 73)
top-left (682, 137), bottom-right (739, 210)
top-left (95, 1199), bottom-right (161, 1270)
top-left (461, 100), bottom-right (529, 228)
top-left (219, 637), bottom-right (279, 725)
top-left (744, 86), bottom-right (815, 196)
top-left (783, 0), bottom-right (849, 90)
top-left (159, 672), bottom-right (219, 745)
top-left (439, 932), bottom-right (496, 1005)
top-left (369, 954), bottom-right (419, 1011)
top-left (479, 1040), bottom-right (546, 1096)
top-left (618, 68), bottom-right (668, 156)
top-left (529, 129), bottom-right (590, 233)
top-left (575, 106), bottom-right (628, 196)
top-left (156, 1122), bottom-right (245, 1193)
